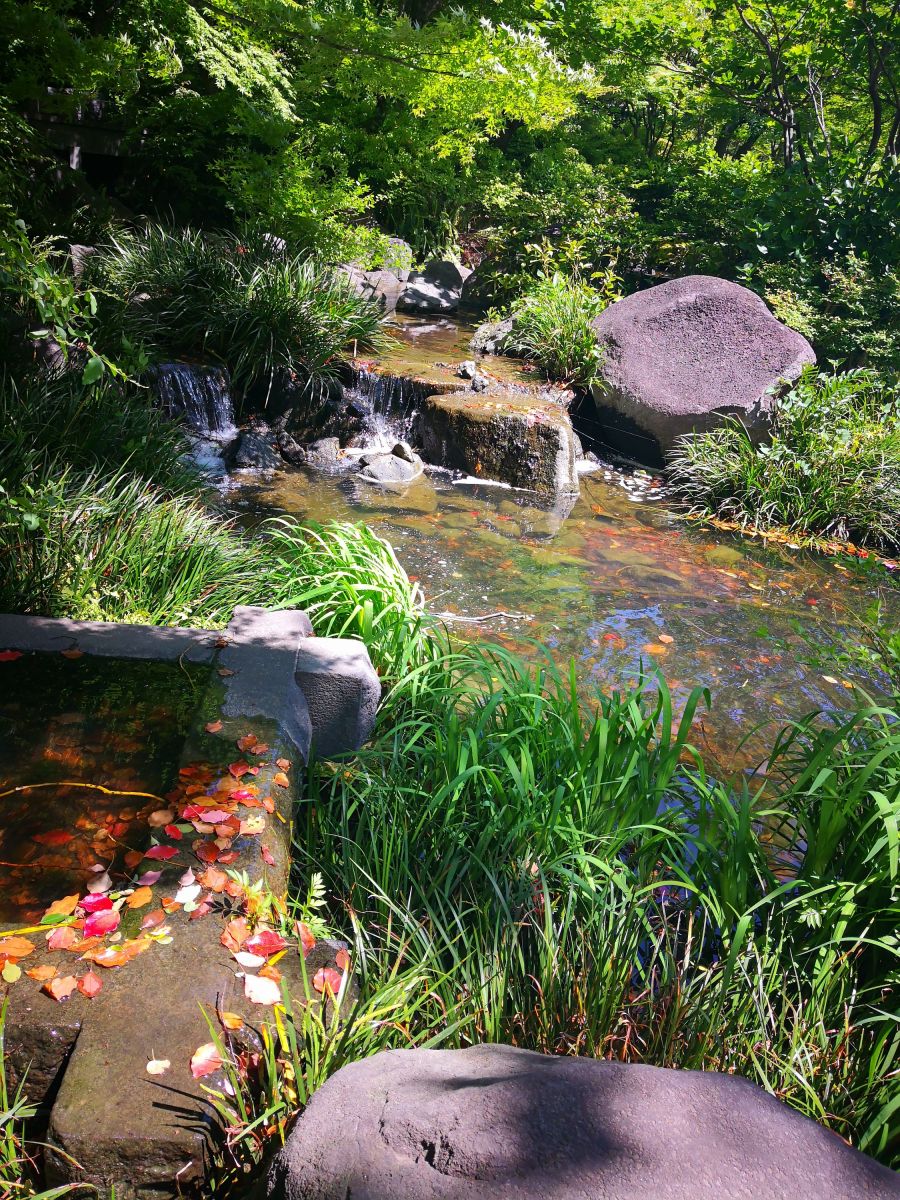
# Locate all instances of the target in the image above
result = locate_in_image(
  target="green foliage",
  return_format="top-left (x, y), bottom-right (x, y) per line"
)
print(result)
top-left (747, 254), bottom-right (900, 374)
top-left (667, 368), bottom-right (900, 551)
top-left (92, 226), bottom-right (386, 401)
top-left (500, 271), bottom-right (615, 387)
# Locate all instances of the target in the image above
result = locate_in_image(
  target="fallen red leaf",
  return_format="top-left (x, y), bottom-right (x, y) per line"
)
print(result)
top-left (335, 948), bottom-right (351, 972)
top-left (244, 928), bottom-right (286, 958)
top-left (83, 908), bottom-right (120, 938)
top-left (228, 761), bottom-right (252, 779)
top-left (33, 829), bottom-right (74, 847)
top-left (220, 917), bottom-right (250, 952)
top-left (0, 649), bottom-right (23, 661)
top-left (163, 824), bottom-right (183, 840)
top-left (140, 909), bottom-right (167, 931)
top-left (144, 845), bottom-right (178, 861)
top-left (312, 968), bottom-right (343, 997)
top-left (295, 922), bottom-right (316, 958)
top-left (190, 1042), bottom-right (222, 1079)
top-left (78, 971), bottom-right (102, 998)
top-left (260, 844), bottom-right (276, 866)
top-left (79, 894), bottom-right (113, 913)
top-left (47, 926), bottom-right (77, 951)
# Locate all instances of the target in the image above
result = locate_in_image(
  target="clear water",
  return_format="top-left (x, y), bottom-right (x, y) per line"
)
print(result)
top-left (231, 316), bottom-right (894, 774)
top-left (0, 653), bottom-right (207, 923)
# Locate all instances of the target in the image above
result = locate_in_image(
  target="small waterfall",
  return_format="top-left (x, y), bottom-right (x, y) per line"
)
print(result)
top-left (150, 363), bottom-right (238, 442)
top-left (346, 365), bottom-right (431, 448)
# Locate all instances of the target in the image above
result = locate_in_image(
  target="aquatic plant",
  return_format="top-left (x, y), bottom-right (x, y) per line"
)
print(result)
top-left (667, 367), bottom-right (900, 551)
top-left (501, 272), bottom-right (613, 388)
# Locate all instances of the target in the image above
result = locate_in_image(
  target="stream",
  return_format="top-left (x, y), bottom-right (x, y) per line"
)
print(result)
top-left (230, 316), bottom-right (891, 772)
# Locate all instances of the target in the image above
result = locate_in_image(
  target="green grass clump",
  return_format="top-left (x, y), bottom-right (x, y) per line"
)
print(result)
top-left (92, 225), bottom-right (387, 404)
top-left (501, 272), bottom-right (611, 388)
top-left (667, 367), bottom-right (900, 551)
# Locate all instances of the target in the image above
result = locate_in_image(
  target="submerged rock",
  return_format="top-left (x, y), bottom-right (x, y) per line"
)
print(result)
top-left (268, 1044), bottom-right (900, 1200)
top-left (590, 275), bottom-right (816, 464)
top-left (420, 391), bottom-right (579, 497)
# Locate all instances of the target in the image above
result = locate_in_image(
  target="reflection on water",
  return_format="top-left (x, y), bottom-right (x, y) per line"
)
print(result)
top-left (0, 654), bottom-right (206, 922)
top-left (232, 461), bottom-right (888, 771)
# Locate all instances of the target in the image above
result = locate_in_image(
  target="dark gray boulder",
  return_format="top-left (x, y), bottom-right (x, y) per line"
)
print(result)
top-left (398, 260), bottom-right (472, 314)
top-left (340, 265), bottom-right (405, 313)
top-left (268, 1044), bottom-right (900, 1200)
top-left (420, 391), bottom-right (578, 496)
top-left (232, 428), bottom-right (281, 470)
top-left (590, 275), bottom-right (816, 464)
top-left (470, 316), bottom-right (514, 356)
top-left (357, 450), bottom-right (422, 484)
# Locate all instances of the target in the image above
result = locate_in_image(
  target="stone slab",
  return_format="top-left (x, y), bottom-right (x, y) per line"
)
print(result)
top-left (294, 638), bottom-right (381, 758)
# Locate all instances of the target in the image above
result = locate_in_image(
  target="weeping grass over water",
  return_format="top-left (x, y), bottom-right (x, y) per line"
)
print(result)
top-left (264, 526), bottom-right (900, 1174)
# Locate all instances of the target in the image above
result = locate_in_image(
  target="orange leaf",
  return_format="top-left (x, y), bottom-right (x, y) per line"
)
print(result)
top-left (273, 772), bottom-right (290, 789)
top-left (60, 648), bottom-right (83, 659)
top-left (126, 886), bottom-right (154, 909)
top-left (237, 734), bottom-right (258, 752)
top-left (43, 975), bottom-right (78, 1001)
top-left (46, 926), bottom-right (78, 951)
top-left (26, 964), bottom-right (58, 982)
top-left (275, 758), bottom-right (291, 772)
top-left (228, 761), bottom-right (252, 779)
top-left (197, 866), bottom-right (228, 892)
top-left (220, 917), bottom-right (250, 953)
top-left (43, 895), bottom-right (79, 919)
top-left (140, 909), bottom-right (167, 931)
top-left (312, 968), bottom-right (343, 997)
top-left (0, 936), bottom-right (35, 958)
top-left (205, 720), bottom-right (223, 734)
top-left (32, 829), bottom-right (74, 847)
top-left (295, 922), bottom-right (316, 958)
top-left (220, 1011), bottom-right (244, 1031)
top-left (190, 1042), bottom-right (222, 1079)
top-left (335, 948), bottom-right (351, 972)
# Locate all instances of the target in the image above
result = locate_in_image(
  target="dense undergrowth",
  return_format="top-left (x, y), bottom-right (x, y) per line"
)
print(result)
top-left (667, 368), bottom-right (900, 553)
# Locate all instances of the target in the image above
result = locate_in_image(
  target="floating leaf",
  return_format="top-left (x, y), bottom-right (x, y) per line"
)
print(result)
top-left (190, 1043), bottom-right (223, 1079)
top-left (244, 973), bottom-right (281, 1006)
top-left (78, 971), bottom-right (102, 998)
top-left (144, 845), bottom-right (178, 861)
top-left (658, 633), bottom-right (675, 644)
top-left (146, 1058), bottom-right (171, 1076)
top-left (148, 808), bottom-right (175, 827)
top-left (273, 772), bottom-right (290, 789)
top-left (33, 829), bottom-right (74, 847)
top-left (205, 720), bottom-right (223, 734)
top-left (275, 758), bottom-right (291, 772)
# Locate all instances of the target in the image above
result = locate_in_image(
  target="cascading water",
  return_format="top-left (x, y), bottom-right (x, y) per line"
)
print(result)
top-left (345, 365), bottom-right (427, 449)
top-left (150, 363), bottom-right (238, 442)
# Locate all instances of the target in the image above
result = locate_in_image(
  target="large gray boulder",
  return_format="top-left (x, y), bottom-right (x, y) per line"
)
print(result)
top-left (340, 265), bottom-right (405, 313)
top-left (398, 260), bottom-right (472, 314)
top-left (590, 275), bottom-right (816, 464)
top-left (420, 391), bottom-right (579, 497)
top-left (268, 1045), bottom-right (900, 1200)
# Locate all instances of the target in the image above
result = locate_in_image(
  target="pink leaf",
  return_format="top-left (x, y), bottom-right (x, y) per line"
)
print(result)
top-left (144, 845), bottom-right (178, 861)
top-left (190, 1042), bottom-right (223, 1079)
top-left (83, 908), bottom-right (120, 938)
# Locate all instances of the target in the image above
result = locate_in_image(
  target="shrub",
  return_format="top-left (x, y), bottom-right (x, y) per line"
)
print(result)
top-left (91, 225), bottom-right (387, 402)
top-left (500, 272), bottom-right (616, 388)
top-left (667, 368), bottom-right (900, 551)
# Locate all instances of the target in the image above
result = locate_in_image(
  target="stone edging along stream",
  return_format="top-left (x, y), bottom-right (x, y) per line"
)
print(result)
top-left (0, 607), bottom-right (380, 1197)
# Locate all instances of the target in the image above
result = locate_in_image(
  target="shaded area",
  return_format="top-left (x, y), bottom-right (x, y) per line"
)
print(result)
top-left (0, 652), bottom-right (208, 922)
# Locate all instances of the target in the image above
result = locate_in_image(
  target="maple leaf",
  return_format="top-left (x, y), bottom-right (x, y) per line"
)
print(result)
top-left (78, 971), bottom-right (102, 998)
top-left (244, 973), bottom-right (281, 1006)
top-left (43, 975), bottom-right (78, 1001)
top-left (190, 1043), bottom-right (223, 1079)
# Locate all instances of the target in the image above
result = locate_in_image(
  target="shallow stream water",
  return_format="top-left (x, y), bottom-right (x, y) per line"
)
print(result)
top-left (232, 317), bottom-right (891, 772)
